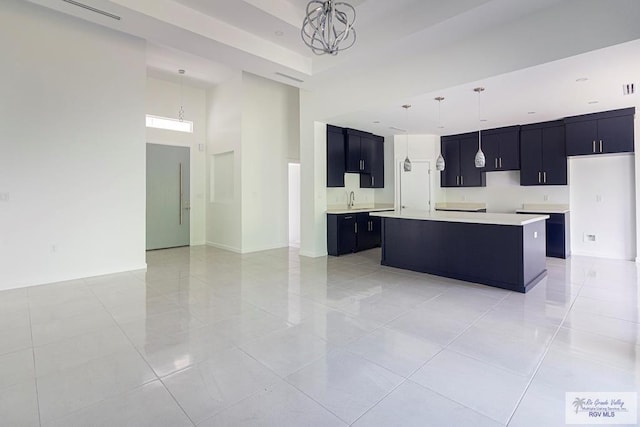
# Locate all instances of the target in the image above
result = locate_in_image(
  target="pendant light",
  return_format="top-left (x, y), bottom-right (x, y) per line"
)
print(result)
top-left (301, 0), bottom-right (356, 55)
top-left (435, 96), bottom-right (445, 171)
top-left (402, 104), bottom-right (412, 172)
top-left (473, 87), bottom-right (485, 168)
top-left (178, 69), bottom-right (185, 122)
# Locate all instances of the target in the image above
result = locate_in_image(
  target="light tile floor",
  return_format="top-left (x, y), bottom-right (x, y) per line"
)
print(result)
top-left (1, 246), bottom-right (639, 426)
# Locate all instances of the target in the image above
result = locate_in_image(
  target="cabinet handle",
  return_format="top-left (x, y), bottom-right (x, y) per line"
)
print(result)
top-left (538, 171), bottom-right (542, 183)
top-left (461, 176), bottom-right (464, 186)
top-left (499, 157), bottom-right (502, 168)
top-left (495, 158), bottom-right (498, 168)
top-left (362, 160), bottom-right (365, 170)
top-left (599, 140), bottom-right (603, 153)
top-left (355, 222), bottom-right (358, 233)
top-left (456, 176), bottom-right (459, 186)
top-left (592, 140), bottom-right (596, 153)
top-left (344, 216), bottom-right (352, 219)
top-left (543, 171), bottom-right (547, 183)
top-left (372, 176), bottom-right (374, 186)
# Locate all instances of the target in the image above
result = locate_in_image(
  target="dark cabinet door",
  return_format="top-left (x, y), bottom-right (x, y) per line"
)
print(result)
top-left (441, 138), bottom-right (460, 187)
top-left (459, 133), bottom-right (485, 187)
top-left (359, 137), bottom-right (373, 174)
top-left (498, 128), bottom-right (520, 170)
top-left (359, 137), bottom-right (384, 188)
top-left (480, 132), bottom-right (500, 172)
top-left (345, 134), bottom-right (361, 173)
top-left (338, 215), bottom-right (357, 254)
top-left (369, 216), bottom-right (382, 247)
top-left (520, 128), bottom-right (543, 186)
top-left (565, 120), bottom-right (597, 156)
top-left (599, 115), bottom-right (634, 154)
top-left (371, 138), bottom-right (384, 188)
top-left (541, 125), bottom-right (567, 185)
top-left (327, 128), bottom-right (345, 187)
top-left (356, 213), bottom-right (374, 250)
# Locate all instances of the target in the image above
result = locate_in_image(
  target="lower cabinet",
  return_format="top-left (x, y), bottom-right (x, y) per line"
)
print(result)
top-left (327, 212), bottom-right (382, 256)
top-left (517, 211), bottom-right (570, 258)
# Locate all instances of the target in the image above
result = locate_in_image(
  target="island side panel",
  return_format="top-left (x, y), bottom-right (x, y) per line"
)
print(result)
top-left (380, 217), bottom-right (545, 292)
top-left (522, 220), bottom-right (547, 290)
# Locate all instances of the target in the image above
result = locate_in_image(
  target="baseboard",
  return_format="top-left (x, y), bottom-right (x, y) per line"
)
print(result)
top-left (299, 249), bottom-right (328, 258)
top-left (570, 250), bottom-right (634, 261)
top-left (206, 241), bottom-right (242, 253)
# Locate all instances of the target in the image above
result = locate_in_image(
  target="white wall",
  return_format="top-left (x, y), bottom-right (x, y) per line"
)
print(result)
top-left (570, 155), bottom-right (636, 260)
top-left (206, 72), bottom-right (243, 252)
top-left (0, 0), bottom-right (147, 290)
top-left (145, 77), bottom-right (207, 245)
top-left (241, 72), bottom-right (300, 252)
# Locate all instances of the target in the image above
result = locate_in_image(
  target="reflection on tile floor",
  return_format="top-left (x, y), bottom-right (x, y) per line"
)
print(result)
top-left (1, 246), bottom-right (638, 426)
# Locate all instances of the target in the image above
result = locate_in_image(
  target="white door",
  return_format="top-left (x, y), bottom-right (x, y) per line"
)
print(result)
top-left (146, 143), bottom-right (190, 250)
top-left (399, 160), bottom-right (431, 210)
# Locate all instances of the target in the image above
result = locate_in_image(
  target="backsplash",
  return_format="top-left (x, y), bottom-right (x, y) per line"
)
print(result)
top-left (442, 171), bottom-right (570, 213)
top-left (326, 173), bottom-right (375, 208)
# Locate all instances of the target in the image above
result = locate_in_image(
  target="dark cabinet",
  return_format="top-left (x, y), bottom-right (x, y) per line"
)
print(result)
top-left (440, 132), bottom-right (486, 187)
top-left (327, 125), bottom-right (345, 187)
top-left (480, 126), bottom-right (520, 171)
top-left (345, 129), bottom-right (372, 173)
top-left (565, 108), bottom-right (635, 156)
top-left (517, 211), bottom-right (570, 258)
top-left (327, 212), bottom-right (382, 256)
top-left (520, 120), bottom-right (567, 186)
top-left (331, 127), bottom-right (384, 189)
top-left (360, 135), bottom-right (384, 188)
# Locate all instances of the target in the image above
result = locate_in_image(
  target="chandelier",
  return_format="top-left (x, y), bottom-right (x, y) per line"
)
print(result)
top-left (301, 0), bottom-right (356, 55)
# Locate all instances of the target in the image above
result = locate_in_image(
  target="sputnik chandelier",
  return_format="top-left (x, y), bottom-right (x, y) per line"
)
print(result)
top-left (301, 0), bottom-right (356, 55)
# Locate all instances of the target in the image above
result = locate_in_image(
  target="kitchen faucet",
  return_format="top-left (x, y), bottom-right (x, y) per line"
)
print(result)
top-left (348, 191), bottom-right (355, 209)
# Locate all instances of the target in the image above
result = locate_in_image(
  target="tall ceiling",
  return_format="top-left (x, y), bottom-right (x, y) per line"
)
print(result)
top-left (26, 0), bottom-right (640, 135)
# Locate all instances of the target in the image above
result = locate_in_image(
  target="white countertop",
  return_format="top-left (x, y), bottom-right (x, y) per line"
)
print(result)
top-left (370, 209), bottom-right (549, 226)
top-left (516, 203), bottom-right (570, 214)
top-left (434, 202), bottom-right (486, 212)
top-left (326, 204), bottom-right (395, 215)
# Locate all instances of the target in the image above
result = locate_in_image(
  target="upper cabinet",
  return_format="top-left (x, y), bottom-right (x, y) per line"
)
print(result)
top-left (520, 120), bottom-right (567, 186)
top-left (327, 125), bottom-right (384, 188)
top-left (327, 125), bottom-right (346, 187)
top-left (480, 125), bottom-right (520, 171)
top-left (564, 107), bottom-right (635, 156)
top-left (440, 132), bottom-right (486, 187)
top-left (360, 135), bottom-right (384, 188)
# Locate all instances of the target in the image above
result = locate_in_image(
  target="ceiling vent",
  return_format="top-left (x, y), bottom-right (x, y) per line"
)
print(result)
top-left (623, 83), bottom-right (635, 95)
top-left (62, 0), bottom-right (121, 20)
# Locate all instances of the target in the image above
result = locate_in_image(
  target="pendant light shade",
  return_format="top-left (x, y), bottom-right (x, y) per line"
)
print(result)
top-left (436, 153), bottom-right (445, 171)
top-left (435, 96), bottom-right (445, 171)
top-left (402, 104), bottom-right (412, 172)
top-left (473, 87), bottom-right (485, 168)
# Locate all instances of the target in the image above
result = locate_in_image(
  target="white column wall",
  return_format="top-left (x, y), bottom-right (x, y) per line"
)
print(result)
top-left (0, 0), bottom-right (147, 290)
top-left (205, 73), bottom-right (243, 252)
top-left (240, 72), bottom-right (299, 252)
top-left (145, 77), bottom-right (207, 245)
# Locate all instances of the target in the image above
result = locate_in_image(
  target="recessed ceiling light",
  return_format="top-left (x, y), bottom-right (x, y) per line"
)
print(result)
top-left (437, 125), bottom-right (445, 129)
top-left (587, 100), bottom-right (599, 104)
top-left (372, 120), bottom-right (380, 124)
top-left (275, 30), bottom-right (284, 36)
top-left (527, 111), bottom-right (536, 115)
top-left (576, 77), bottom-right (589, 82)
top-left (480, 119), bottom-right (488, 122)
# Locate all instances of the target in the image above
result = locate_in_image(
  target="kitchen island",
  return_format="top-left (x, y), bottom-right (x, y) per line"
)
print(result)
top-left (370, 210), bottom-right (549, 293)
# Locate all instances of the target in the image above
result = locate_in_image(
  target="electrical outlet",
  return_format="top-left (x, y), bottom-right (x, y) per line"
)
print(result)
top-left (596, 195), bottom-right (602, 202)
top-left (583, 233), bottom-right (597, 243)
top-left (0, 192), bottom-right (9, 202)
top-left (543, 195), bottom-right (548, 201)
